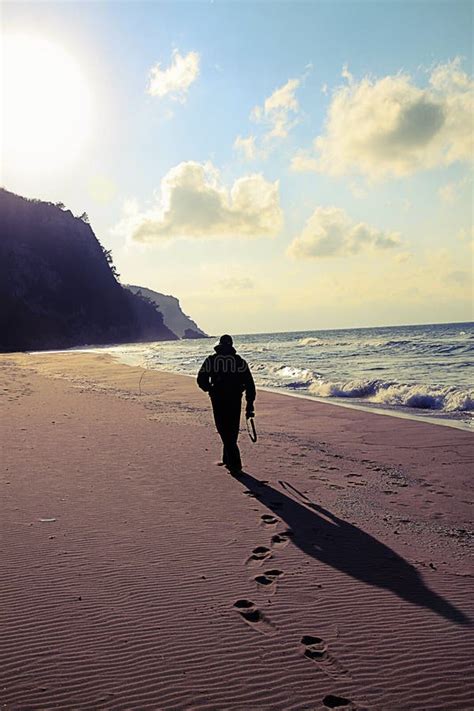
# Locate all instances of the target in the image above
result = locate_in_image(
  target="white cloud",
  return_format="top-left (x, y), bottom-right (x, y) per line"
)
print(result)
top-left (235, 76), bottom-right (303, 160)
top-left (122, 198), bottom-right (140, 216)
top-left (292, 59), bottom-right (473, 180)
top-left (113, 161), bottom-right (283, 243)
top-left (290, 151), bottom-right (319, 172)
top-left (341, 63), bottom-right (353, 84)
top-left (288, 206), bottom-right (401, 258)
top-left (251, 77), bottom-right (301, 139)
top-left (234, 134), bottom-right (257, 160)
top-left (147, 49), bottom-right (200, 102)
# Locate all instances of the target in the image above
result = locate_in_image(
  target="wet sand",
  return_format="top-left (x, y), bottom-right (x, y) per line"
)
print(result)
top-left (1, 352), bottom-right (473, 710)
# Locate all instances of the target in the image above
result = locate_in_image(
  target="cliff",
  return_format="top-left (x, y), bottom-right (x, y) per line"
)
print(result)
top-left (126, 285), bottom-right (207, 339)
top-left (0, 189), bottom-right (177, 352)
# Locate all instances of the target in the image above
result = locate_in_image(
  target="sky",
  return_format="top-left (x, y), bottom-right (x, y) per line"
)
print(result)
top-left (1, 0), bottom-right (473, 335)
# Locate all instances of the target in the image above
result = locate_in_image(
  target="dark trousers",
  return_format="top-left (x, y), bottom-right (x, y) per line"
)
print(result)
top-left (210, 392), bottom-right (242, 470)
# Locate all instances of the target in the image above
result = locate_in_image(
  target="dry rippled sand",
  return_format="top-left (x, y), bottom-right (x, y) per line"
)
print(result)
top-left (0, 353), bottom-right (472, 710)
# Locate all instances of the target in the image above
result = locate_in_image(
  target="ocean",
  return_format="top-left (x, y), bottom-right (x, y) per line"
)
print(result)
top-left (96, 321), bottom-right (474, 430)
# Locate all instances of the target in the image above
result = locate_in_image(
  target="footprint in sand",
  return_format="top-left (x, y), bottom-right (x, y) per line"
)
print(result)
top-left (254, 569), bottom-right (283, 594)
top-left (246, 546), bottom-right (272, 566)
top-left (322, 694), bottom-right (353, 709)
top-left (301, 636), bottom-right (349, 679)
top-left (301, 634), bottom-right (327, 660)
top-left (233, 599), bottom-right (276, 635)
top-left (261, 514), bottom-right (279, 526)
top-left (271, 530), bottom-right (293, 549)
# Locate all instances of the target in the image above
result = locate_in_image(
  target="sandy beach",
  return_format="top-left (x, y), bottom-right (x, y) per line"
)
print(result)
top-left (1, 352), bottom-right (473, 711)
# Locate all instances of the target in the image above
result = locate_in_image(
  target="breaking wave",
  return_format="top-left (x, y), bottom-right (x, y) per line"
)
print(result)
top-left (104, 321), bottom-right (474, 427)
top-left (298, 337), bottom-right (350, 347)
top-left (270, 365), bottom-right (315, 388)
top-left (297, 335), bottom-right (474, 354)
top-left (309, 379), bottom-right (474, 412)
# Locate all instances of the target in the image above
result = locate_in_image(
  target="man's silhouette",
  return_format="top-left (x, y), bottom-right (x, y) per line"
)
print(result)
top-left (197, 334), bottom-right (256, 474)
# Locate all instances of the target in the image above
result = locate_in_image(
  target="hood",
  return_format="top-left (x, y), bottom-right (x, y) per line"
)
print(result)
top-left (214, 343), bottom-right (236, 356)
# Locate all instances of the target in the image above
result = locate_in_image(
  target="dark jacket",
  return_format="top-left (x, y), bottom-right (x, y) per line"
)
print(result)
top-left (197, 343), bottom-right (256, 405)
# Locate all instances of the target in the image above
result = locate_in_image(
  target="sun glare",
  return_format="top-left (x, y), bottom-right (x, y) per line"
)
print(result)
top-left (1, 34), bottom-right (93, 177)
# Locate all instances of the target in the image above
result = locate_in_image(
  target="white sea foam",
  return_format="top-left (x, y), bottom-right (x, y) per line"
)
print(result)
top-left (97, 321), bottom-right (474, 426)
top-left (297, 336), bottom-right (351, 347)
top-left (298, 337), bottom-right (322, 346)
top-left (270, 365), bottom-right (315, 387)
top-left (309, 379), bottom-right (474, 412)
top-left (309, 379), bottom-right (382, 399)
top-left (371, 384), bottom-right (474, 411)
top-left (296, 335), bottom-right (473, 355)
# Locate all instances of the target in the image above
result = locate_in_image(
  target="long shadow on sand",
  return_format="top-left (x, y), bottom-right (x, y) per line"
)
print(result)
top-left (238, 472), bottom-right (470, 626)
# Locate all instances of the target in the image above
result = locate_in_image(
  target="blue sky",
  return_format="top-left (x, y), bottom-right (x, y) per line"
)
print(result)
top-left (2, 1), bottom-right (473, 334)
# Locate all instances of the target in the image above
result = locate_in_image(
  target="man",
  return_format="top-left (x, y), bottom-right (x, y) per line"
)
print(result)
top-left (197, 334), bottom-right (256, 474)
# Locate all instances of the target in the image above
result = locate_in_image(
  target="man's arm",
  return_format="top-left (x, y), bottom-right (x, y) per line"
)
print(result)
top-left (243, 363), bottom-right (256, 416)
top-left (197, 357), bottom-right (212, 392)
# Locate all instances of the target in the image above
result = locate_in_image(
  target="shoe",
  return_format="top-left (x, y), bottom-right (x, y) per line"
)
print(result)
top-left (229, 467), bottom-right (243, 477)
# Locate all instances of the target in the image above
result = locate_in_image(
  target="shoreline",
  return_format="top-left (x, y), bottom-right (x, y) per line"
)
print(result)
top-left (1, 352), bottom-right (473, 710)
top-left (28, 346), bottom-right (473, 432)
top-left (260, 385), bottom-right (473, 432)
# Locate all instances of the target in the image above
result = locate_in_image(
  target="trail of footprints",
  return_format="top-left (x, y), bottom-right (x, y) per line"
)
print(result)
top-left (232, 482), bottom-right (353, 708)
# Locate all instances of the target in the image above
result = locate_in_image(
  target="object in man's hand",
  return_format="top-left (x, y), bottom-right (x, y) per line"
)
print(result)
top-left (246, 416), bottom-right (257, 442)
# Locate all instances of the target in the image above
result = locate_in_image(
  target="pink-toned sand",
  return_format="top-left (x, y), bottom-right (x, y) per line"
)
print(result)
top-left (0, 352), bottom-right (473, 711)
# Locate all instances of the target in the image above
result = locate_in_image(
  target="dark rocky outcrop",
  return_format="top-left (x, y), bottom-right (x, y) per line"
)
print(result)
top-left (0, 189), bottom-right (177, 352)
top-left (126, 285), bottom-right (207, 339)
top-left (183, 327), bottom-right (206, 339)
